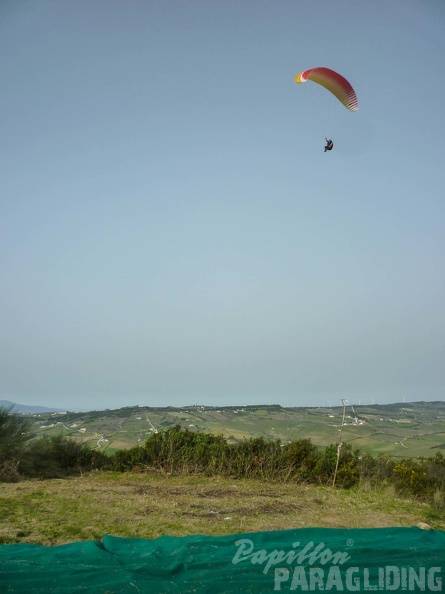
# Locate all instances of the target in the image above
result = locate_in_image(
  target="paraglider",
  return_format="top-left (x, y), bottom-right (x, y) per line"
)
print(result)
top-left (295, 67), bottom-right (358, 152)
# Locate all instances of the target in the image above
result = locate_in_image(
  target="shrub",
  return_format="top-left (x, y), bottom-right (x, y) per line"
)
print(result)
top-left (272, 439), bottom-right (320, 481)
top-left (313, 444), bottom-right (337, 483)
top-left (19, 435), bottom-right (108, 479)
top-left (112, 426), bottom-right (230, 474)
top-left (391, 459), bottom-right (436, 498)
top-left (0, 406), bottom-right (32, 481)
top-left (359, 453), bottom-right (395, 486)
top-left (110, 427), bottom-right (360, 486)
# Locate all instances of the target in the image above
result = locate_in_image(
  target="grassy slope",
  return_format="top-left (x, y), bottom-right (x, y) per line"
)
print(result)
top-left (1, 471), bottom-right (444, 546)
top-left (29, 401), bottom-right (445, 458)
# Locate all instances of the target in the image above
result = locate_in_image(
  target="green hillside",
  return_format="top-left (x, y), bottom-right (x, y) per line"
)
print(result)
top-left (26, 401), bottom-right (445, 459)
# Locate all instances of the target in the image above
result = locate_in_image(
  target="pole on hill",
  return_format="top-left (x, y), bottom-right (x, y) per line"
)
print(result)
top-left (332, 398), bottom-right (347, 487)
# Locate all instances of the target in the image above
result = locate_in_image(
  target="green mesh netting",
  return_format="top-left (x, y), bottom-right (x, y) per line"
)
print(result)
top-left (0, 527), bottom-right (443, 593)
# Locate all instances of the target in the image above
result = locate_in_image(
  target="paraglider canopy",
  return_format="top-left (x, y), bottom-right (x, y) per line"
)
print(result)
top-left (295, 67), bottom-right (358, 112)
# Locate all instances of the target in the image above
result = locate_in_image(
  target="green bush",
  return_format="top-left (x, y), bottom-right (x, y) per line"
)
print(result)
top-left (19, 435), bottom-right (108, 479)
top-left (0, 406), bottom-right (32, 481)
top-left (110, 427), bottom-right (361, 486)
top-left (359, 453), bottom-right (395, 486)
top-left (391, 459), bottom-right (436, 498)
top-left (112, 426), bottom-right (230, 474)
top-left (313, 444), bottom-right (337, 483)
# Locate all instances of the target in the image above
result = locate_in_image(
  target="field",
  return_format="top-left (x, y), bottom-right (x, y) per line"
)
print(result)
top-left (1, 471), bottom-right (444, 546)
top-left (28, 401), bottom-right (445, 458)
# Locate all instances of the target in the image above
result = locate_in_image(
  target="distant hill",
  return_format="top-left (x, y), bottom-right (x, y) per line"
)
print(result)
top-left (25, 400), bottom-right (445, 459)
top-left (0, 400), bottom-right (67, 414)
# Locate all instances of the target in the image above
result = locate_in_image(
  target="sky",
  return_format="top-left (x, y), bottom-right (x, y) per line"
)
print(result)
top-left (1, 0), bottom-right (444, 411)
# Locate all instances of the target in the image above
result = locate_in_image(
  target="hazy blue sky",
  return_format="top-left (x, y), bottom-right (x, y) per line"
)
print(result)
top-left (1, 0), bottom-right (444, 411)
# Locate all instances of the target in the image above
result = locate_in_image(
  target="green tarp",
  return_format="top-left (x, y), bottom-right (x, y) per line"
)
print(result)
top-left (0, 527), bottom-right (443, 593)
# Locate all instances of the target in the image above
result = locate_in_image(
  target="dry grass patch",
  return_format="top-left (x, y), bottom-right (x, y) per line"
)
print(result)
top-left (1, 471), bottom-right (444, 546)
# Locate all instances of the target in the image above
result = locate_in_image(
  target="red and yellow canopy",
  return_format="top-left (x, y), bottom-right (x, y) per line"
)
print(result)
top-left (295, 67), bottom-right (358, 112)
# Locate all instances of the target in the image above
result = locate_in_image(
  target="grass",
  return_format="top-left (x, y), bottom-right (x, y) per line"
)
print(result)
top-left (1, 471), bottom-right (444, 546)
